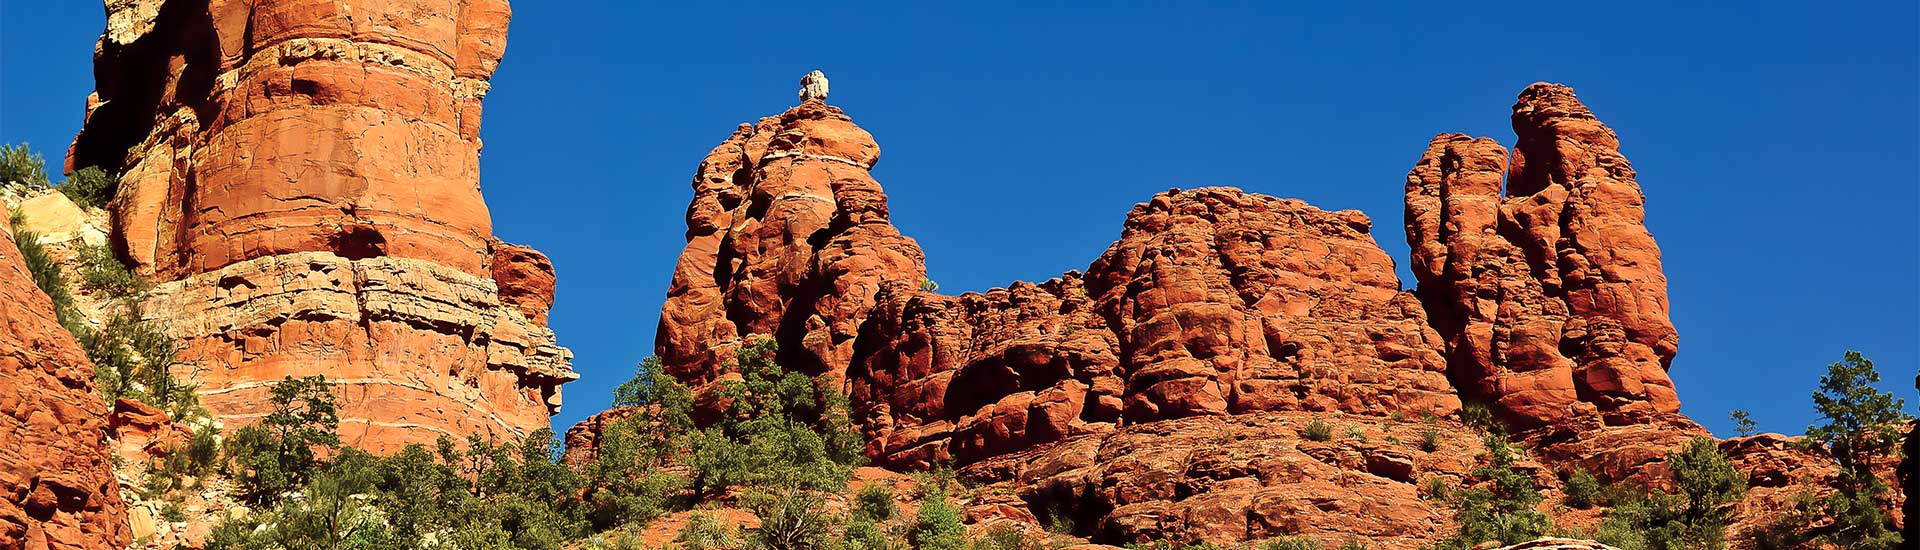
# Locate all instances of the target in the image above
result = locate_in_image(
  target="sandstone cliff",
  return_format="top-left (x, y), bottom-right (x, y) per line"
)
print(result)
top-left (66, 0), bottom-right (573, 452)
top-left (583, 79), bottom-right (1902, 547)
top-left (0, 212), bottom-right (128, 550)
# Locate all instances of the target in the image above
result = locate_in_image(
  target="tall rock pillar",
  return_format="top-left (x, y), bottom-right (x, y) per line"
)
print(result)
top-left (66, 0), bottom-right (574, 452)
top-left (1405, 83), bottom-right (1699, 479)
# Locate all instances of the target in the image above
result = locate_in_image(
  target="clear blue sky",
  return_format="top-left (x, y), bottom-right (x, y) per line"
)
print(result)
top-left (4, 2), bottom-right (1915, 438)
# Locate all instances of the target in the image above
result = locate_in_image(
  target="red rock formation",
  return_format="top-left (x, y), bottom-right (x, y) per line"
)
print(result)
top-left (608, 79), bottom-right (1899, 548)
top-left (654, 99), bottom-right (926, 387)
top-left (853, 189), bottom-right (1458, 467)
top-left (1405, 83), bottom-right (1680, 431)
top-left (0, 217), bottom-right (129, 550)
top-left (1402, 83), bottom-right (1704, 483)
top-left (106, 399), bottom-right (192, 464)
top-left (651, 89), bottom-right (1457, 469)
top-left (958, 412), bottom-right (1549, 546)
top-left (67, 0), bottom-right (572, 452)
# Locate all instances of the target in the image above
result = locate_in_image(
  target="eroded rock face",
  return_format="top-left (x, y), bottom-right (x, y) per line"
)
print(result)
top-left (143, 251), bottom-right (572, 450)
top-left (69, 0), bottom-right (572, 452)
top-left (958, 412), bottom-right (1548, 548)
top-left (1491, 540), bottom-right (1621, 550)
top-left (853, 189), bottom-right (1458, 468)
top-left (654, 99), bottom-right (926, 387)
top-left (653, 94), bottom-right (1458, 470)
top-left (1404, 83), bottom-right (1680, 431)
top-left (614, 80), bottom-right (1866, 547)
top-left (0, 217), bottom-right (129, 550)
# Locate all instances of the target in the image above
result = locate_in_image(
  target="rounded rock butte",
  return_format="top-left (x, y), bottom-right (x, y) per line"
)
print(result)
top-left (65, 0), bottom-right (574, 453)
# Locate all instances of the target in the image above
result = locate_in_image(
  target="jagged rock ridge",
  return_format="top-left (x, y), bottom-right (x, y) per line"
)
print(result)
top-left (603, 78), bottom-right (1725, 547)
top-left (66, 0), bottom-right (573, 452)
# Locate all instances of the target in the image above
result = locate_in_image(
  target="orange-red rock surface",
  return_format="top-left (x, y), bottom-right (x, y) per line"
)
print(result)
top-left (655, 99), bottom-right (926, 387)
top-left (1403, 83), bottom-right (1706, 483)
top-left (1404, 83), bottom-right (1680, 431)
top-left (0, 216), bottom-right (129, 550)
top-left (852, 189), bottom-right (1459, 468)
top-left (604, 80), bottom-right (1903, 547)
top-left (959, 412), bottom-right (1535, 546)
top-left (67, 0), bottom-right (572, 452)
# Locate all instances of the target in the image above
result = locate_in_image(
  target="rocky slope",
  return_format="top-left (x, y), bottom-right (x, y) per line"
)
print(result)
top-left (0, 208), bottom-right (128, 549)
top-left (573, 79), bottom-right (1905, 547)
top-left (64, 0), bottom-right (573, 452)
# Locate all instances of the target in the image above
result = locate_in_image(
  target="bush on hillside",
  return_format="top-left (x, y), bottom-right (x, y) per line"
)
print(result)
top-left (1301, 417), bottom-right (1332, 442)
top-left (76, 240), bottom-right (146, 297)
top-left (1438, 434), bottom-right (1551, 547)
top-left (908, 485), bottom-right (966, 550)
top-left (224, 375), bottom-right (342, 503)
top-left (0, 143), bottom-right (48, 188)
top-left (84, 301), bottom-right (198, 418)
top-left (749, 488), bottom-right (834, 550)
top-left (57, 166), bottom-right (116, 208)
top-left (211, 399), bottom-right (592, 550)
top-left (686, 338), bottom-right (863, 497)
top-left (1749, 352), bottom-right (1909, 549)
top-left (8, 213), bottom-right (82, 331)
top-left (1562, 467), bottom-right (1602, 509)
top-left (1596, 437), bottom-right (1745, 550)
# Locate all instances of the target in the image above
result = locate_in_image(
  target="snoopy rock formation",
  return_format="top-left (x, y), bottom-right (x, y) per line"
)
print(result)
top-left (589, 78), bottom-right (1726, 546)
top-left (65, 0), bottom-right (573, 451)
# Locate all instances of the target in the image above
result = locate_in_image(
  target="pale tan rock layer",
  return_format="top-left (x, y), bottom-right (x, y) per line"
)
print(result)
top-left (68, 0), bottom-right (572, 451)
top-left (144, 251), bottom-right (572, 451)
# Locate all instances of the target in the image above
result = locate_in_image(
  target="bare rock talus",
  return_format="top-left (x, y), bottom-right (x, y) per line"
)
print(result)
top-left (0, 217), bottom-right (129, 550)
top-left (68, 0), bottom-right (572, 452)
top-left (1405, 83), bottom-right (1680, 431)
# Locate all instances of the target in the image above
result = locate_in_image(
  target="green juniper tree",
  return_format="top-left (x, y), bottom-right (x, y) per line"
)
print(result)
top-left (1437, 434), bottom-right (1552, 547)
top-left (1597, 437), bottom-right (1746, 550)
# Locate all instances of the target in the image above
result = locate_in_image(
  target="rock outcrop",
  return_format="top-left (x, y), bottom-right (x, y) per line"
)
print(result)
top-left (599, 78), bottom-right (1905, 547)
top-left (651, 84), bottom-right (1457, 470)
top-left (0, 215), bottom-right (129, 550)
top-left (959, 412), bottom-right (1522, 546)
top-left (66, 0), bottom-right (572, 452)
top-left (654, 98), bottom-right (926, 388)
top-left (1404, 83), bottom-right (1702, 480)
top-left (1404, 83), bottom-right (1680, 430)
top-left (853, 189), bottom-right (1459, 467)
top-left (1492, 540), bottom-right (1620, 550)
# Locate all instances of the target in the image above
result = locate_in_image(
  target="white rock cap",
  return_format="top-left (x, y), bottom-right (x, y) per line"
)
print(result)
top-left (799, 70), bottom-right (829, 102)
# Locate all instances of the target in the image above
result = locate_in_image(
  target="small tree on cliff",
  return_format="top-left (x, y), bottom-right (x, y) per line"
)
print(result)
top-left (1748, 352), bottom-right (1910, 550)
top-left (225, 375), bottom-right (342, 503)
top-left (1598, 436), bottom-right (1745, 550)
top-left (687, 338), bottom-right (864, 498)
top-left (587, 357), bottom-right (696, 527)
top-left (1799, 351), bottom-right (1908, 548)
top-left (1439, 434), bottom-right (1552, 547)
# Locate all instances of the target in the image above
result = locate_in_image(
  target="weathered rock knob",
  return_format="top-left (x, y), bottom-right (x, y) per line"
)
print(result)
top-left (799, 70), bottom-right (829, 102)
